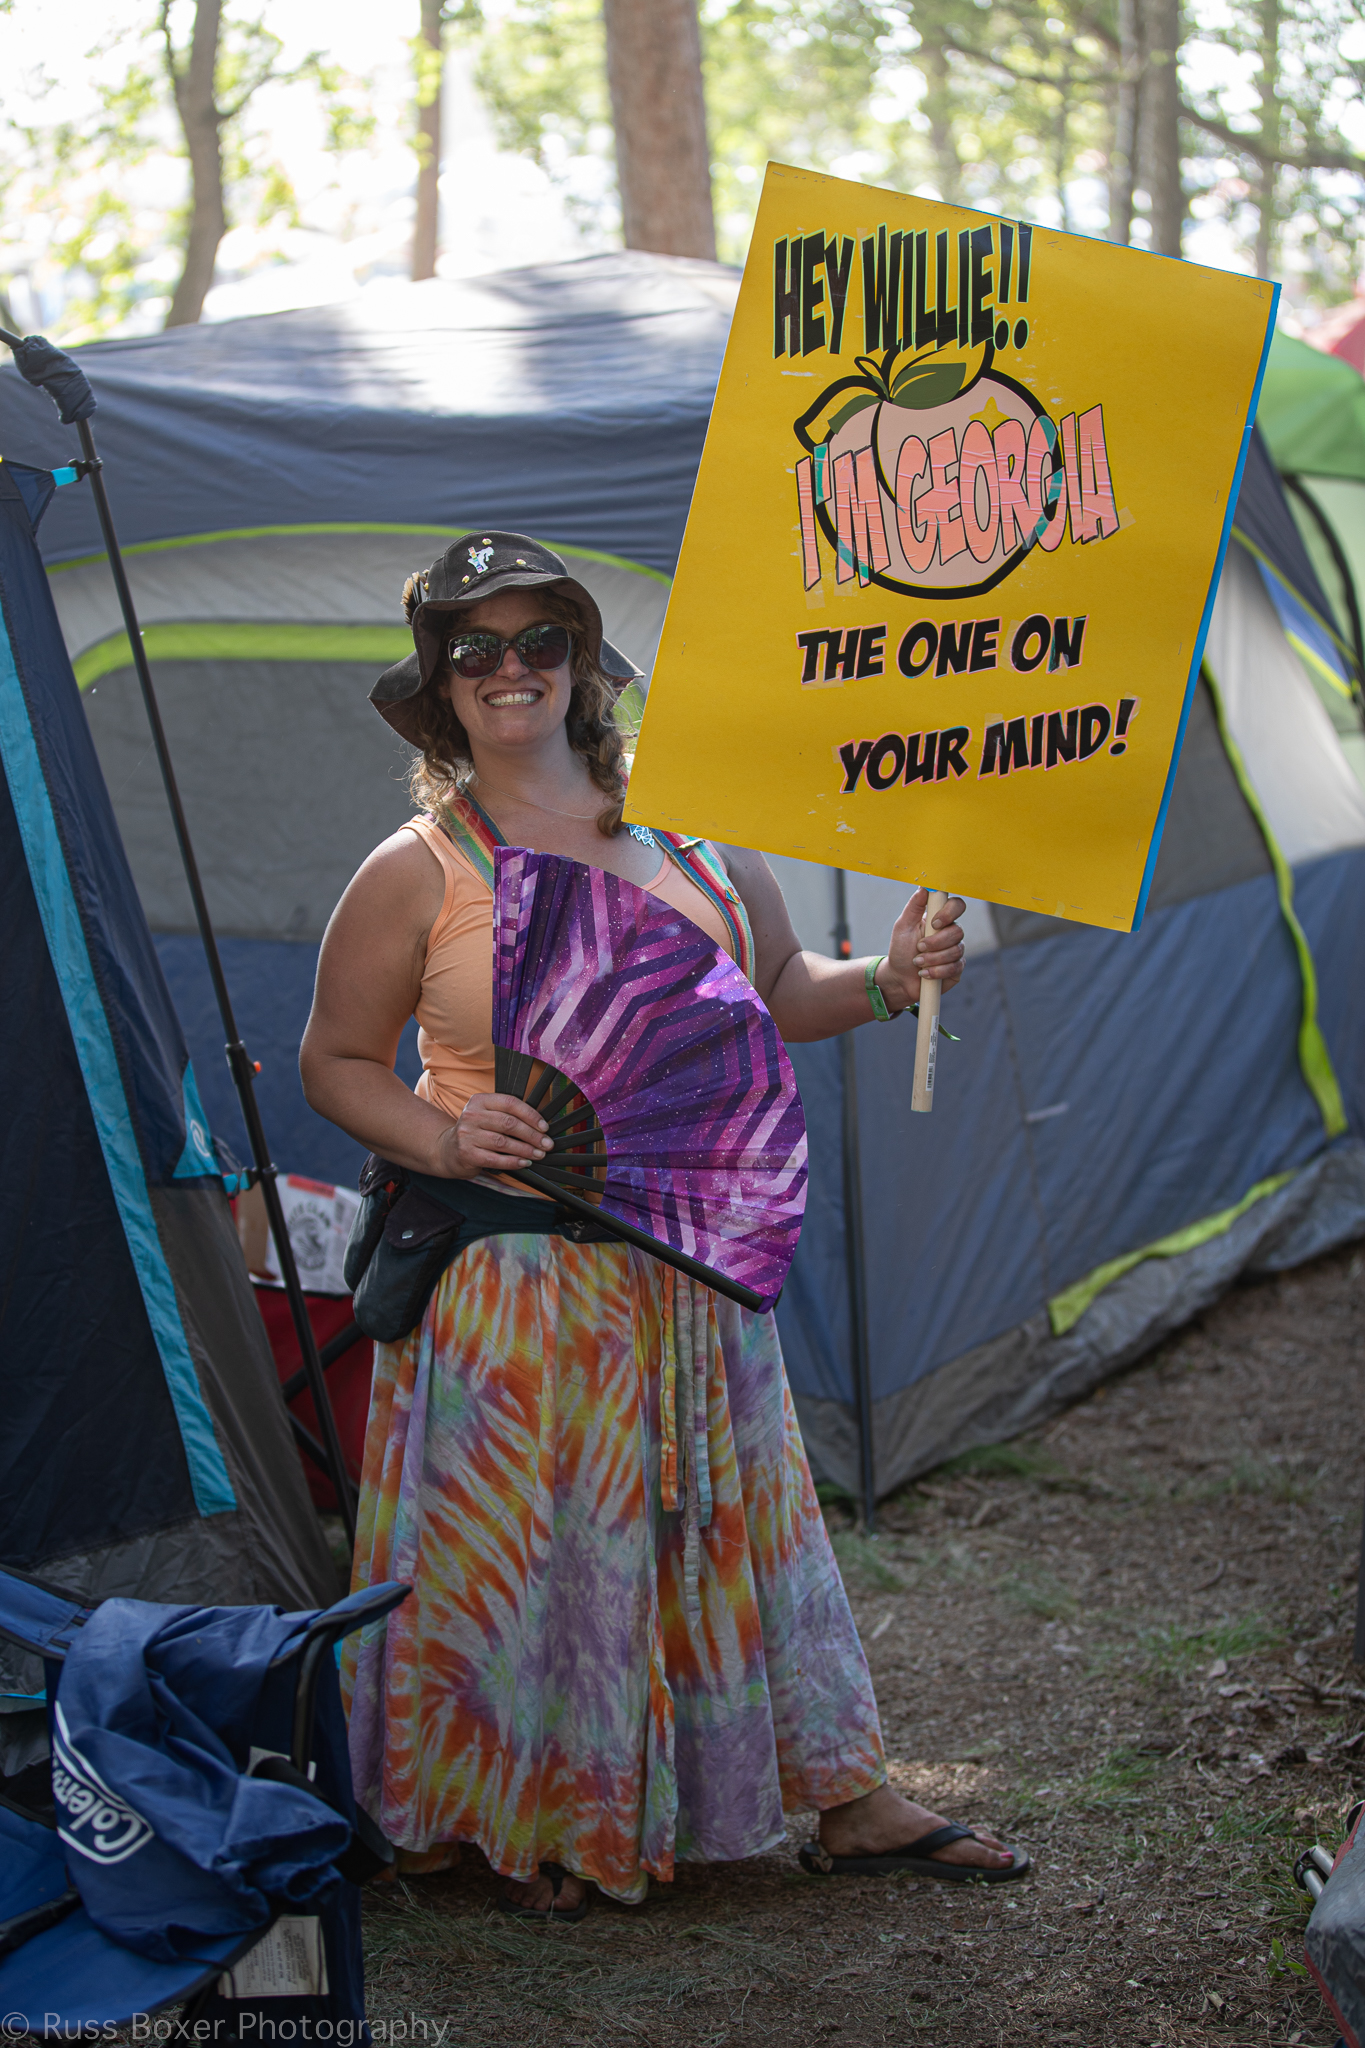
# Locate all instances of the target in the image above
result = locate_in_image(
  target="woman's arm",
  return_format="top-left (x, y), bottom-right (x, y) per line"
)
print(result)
top-left (300, 832), bottom-right (551, 1178)
top-left (719, 845), bottom-right (965, 1044)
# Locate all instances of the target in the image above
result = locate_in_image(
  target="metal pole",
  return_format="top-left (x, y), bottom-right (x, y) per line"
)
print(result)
top-left (1354, 1493), bottom-right (1365, 1665)
top-left (1283, 475), bottom-right (1365, 704)
top-left (71, 418), bottom-right (357, 1544)
top-left (833, 870), bottom-right (876, 1533)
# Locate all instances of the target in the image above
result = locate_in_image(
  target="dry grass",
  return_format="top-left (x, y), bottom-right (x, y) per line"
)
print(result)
top-left (361, 1243), bottom-right (1365, 2045)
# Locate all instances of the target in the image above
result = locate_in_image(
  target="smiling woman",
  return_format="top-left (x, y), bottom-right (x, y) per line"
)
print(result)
top-left (404, 579), bottom-right (633, 843)
top-left (298, 529), bottom-right (1012, 1924)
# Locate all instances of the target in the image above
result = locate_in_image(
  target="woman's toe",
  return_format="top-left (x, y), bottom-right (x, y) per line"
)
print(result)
top-left (504, 1875), bottom-right (553, 1911)
top-left (933, 1831), bottom-right (1013, 1868)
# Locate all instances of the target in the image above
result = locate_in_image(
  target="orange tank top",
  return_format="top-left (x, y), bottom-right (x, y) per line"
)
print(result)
top-left (401, 816), bottom-right (738, 1127)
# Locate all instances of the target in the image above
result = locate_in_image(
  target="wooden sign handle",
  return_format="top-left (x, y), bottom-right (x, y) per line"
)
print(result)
top-left (911, 889), bottom-right (948, 1114)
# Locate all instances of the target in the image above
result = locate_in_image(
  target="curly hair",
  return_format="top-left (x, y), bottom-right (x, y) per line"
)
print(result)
top-left (402, 581), bottom-right (628, 837)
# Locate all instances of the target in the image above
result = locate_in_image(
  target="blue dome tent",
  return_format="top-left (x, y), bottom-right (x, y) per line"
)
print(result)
top-left (1, 250), bottom-right (1362, 1508)
top-left (0, 451), bottom-right (336, 1679)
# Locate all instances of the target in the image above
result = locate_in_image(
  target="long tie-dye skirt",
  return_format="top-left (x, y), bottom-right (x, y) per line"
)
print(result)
top-left (342, 1234), bottom-right (885, 1904)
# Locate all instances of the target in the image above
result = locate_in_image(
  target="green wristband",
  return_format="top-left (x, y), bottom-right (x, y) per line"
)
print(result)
top-left (866, 956), bottom-right (895, 1022)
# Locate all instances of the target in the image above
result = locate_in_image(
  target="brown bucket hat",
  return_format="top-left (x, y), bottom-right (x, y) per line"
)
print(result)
top-left (370, 530), bottom-right (642, 747)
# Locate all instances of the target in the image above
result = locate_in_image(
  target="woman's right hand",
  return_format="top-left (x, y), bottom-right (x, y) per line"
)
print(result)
top-left (433, 1093), bottom-right (553, 1179)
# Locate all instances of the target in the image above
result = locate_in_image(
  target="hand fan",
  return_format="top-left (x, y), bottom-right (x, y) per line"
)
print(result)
top-left (491, 845), bottom-right (807, 1312)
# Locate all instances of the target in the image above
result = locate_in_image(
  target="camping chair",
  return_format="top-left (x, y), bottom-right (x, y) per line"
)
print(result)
top-left (1293, 1798), bottom-right (1365, 2048)
top-left (0, 1564), bottom-right (408, 2034)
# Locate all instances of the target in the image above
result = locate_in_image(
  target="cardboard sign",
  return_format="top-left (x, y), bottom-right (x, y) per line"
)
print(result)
top-left (624, 163), bottom-right (1278, 931)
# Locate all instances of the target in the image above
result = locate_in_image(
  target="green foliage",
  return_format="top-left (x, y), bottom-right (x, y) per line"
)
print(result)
top-left (1075, 1743), bottom-right (1161, 1809)
top-left (999, 1567), bottom-right (1078, 1618)
top-left (1268, 1933), bottom-right (1310, 1977)
top-left (466, 0), bottom-right (1364, 302)
top-left (875, 0), bottom-right (1117, 227)
top-left (701, 1), bottom-right (894, 262)
top-left (814, 1477), bottom-right (856, 1505)
top-left (47, 191), bottom-right (148, 337)
top-left (942, 1439), bottom-right (1066, 1482)
top-left (0, 5), bottom-right (375, 339)
top-left (1201, 1795), bottom-right (1297, 1845)
top-left (1135, 1612), bottom-right (1284, 1680)
top-left (468, 0), bottom-right (892, 258)
top-left (1220, 1453), bottom-right (1319, 1503)
top-left (830, 1528), bottom-right (909, 1591)
top-left (1183, 0), bottom-right (1365, 293)
top-left (470, 0), bottom-right (612, 236)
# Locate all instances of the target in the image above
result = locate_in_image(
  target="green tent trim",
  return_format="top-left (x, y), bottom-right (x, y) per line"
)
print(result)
top-left (73, 619), bottom-right (652, 735)
top-left (1049, 646), bottom-right (1350, 1339)
top-left (1231, 525), bottom-right (1358, 685)
top-left (1202, 662), bottom-right (1347, 1140)
top-left (49, 523), bottom-right (671, 585)
top-left (1048, 1171), bottom-right (1297, 1336)
top-left (74, 621), bottom-right (412, 689)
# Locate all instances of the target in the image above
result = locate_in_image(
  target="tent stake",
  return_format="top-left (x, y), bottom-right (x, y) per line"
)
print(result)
top-left (834, 871), bottom-right (876, 1533)
top-left (69, 415), bottom-right (358, 1547)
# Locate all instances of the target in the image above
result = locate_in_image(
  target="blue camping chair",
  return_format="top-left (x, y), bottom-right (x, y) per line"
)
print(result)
top-left (0, 1565), bottom-right (408, 2035)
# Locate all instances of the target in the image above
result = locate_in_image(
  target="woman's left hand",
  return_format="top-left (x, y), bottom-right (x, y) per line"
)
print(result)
top-left (876, 891), bottom-right (967, 1013)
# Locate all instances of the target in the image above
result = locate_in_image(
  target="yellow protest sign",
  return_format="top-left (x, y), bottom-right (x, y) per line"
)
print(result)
top-left (624, 163), bottom-right (1278, 932)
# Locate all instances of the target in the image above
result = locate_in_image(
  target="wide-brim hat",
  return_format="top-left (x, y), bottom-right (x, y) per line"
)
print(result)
top-left (370, 530), bottom-right (641, 747)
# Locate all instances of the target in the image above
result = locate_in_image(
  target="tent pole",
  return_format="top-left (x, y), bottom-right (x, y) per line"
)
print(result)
top-left (72, 418), bottom-right (358, 1547)
top-left (1283, 475), bottom-right (1365, 702)
top-left (1355, 1493), bottom-right (1365, 1665)
top-left (834, 871), bottom-right (876, 1534)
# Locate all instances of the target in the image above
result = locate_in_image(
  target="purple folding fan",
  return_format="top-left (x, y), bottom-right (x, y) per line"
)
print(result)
top-left (492, 845), bottom-right (807, 1312)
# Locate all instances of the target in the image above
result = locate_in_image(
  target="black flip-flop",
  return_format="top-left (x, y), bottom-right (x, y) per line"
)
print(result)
top-left (498, 1861), bottom-right (592, 1923)
top-left (799, 1822), bottom-right (1030, 1884)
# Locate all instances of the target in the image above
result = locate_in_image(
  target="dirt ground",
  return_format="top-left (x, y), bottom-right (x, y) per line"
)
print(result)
top-left (362, 1241), bottom-right (1365, 2046)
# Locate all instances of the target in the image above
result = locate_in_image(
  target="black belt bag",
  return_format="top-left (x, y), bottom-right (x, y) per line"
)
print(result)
top-left (343, 1156), bottom-right (622, 1344)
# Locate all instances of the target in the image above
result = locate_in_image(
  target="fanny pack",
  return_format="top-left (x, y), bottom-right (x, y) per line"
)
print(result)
top-left (343, 1156), bottom-right (622, 1343)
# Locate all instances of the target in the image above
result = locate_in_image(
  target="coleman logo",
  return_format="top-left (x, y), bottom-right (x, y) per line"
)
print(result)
top-left (52, 1704), bottom-right (154, 1866)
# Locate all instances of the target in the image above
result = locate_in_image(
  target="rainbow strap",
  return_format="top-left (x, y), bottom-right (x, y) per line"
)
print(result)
top-left (434, 792), bottom-right (756, 982)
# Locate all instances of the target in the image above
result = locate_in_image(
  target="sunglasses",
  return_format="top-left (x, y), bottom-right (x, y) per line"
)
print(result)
top-left (446, 623), bottom-right (572, 680)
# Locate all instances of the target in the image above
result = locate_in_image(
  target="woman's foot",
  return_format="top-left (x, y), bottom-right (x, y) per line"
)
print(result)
top-left (818, 1784), bottom-right (1013, 1870)
top-left (501, 1864), bottom-right (590, 1917)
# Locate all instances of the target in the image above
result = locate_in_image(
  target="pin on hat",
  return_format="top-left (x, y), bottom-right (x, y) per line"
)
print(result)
top-left (371, 531), bottom-right (641, 747)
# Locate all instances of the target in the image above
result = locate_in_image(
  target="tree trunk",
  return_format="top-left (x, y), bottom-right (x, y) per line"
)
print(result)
top-left (1141, 0), bottom-right (1183, 257)
top-left (1109, 0), bottom-right (1143, 244)
top-left (1054, 87), bottom-right (1073, 233)
top-left (412, 0), bottom-right (443, 282)
top-left (919, 38), bottom-right (963, 206)
top-left (1254, 0), bottom-right (1280, 277)
top-left (164, 0), bottom-right (227, 328)
top-left (602, 0), bottom-right (715, 259)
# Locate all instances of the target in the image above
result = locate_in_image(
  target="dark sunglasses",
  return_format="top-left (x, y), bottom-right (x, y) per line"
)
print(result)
top-left (446, 622), bottom-right (572, 680)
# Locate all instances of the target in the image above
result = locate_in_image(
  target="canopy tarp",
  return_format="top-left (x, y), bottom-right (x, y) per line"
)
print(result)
top-left (1259, 331), bottom-right (1365, 484)
top-left (0, 254), bottom-right (739, 578)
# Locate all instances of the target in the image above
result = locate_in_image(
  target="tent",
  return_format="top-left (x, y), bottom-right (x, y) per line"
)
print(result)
top-left (0, 253), bottom-right (719, 1184)
top-left (772, 425), bottom-right (1365, 1489)
top-left (1258, 332), bottom-right (1365, 779)
top-left (2, 251), bottom-right (1362, 1500)
top-left (0, 452), bottom-right (336, 1704)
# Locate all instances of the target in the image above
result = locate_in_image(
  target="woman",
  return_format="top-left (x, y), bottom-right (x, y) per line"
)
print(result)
top-left (301, 532), bottom-right (1025, 1919)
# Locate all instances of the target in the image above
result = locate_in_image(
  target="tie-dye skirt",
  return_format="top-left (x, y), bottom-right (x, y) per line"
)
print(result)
top-left (342, 1234), bottom-right (885, 1904)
